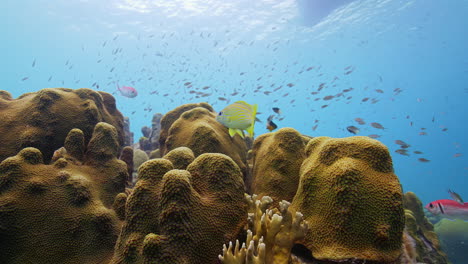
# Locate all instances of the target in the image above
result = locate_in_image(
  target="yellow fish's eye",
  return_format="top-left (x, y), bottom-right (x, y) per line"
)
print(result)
top-left (218, 111), bottom-right (222, 115)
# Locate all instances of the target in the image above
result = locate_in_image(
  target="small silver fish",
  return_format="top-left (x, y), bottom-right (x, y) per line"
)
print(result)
top-left (346, 126), bottom-right (360, 135)
top-left (448, 189), bottom-right (464, 204)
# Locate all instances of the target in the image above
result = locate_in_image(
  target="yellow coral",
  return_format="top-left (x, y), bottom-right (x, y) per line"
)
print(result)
top-left (291, 136), bottom-right (404, 262)
top-left (250, 128), bottom-right (308, 206)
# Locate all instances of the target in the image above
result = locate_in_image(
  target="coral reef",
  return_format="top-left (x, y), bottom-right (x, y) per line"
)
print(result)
top-left (291, 136), bottom-right (405, 263)
top-left (158, 103), bottom-right (250, 187)
top-left (250, 128), bottom-right (309, 207)
top-left (403, 192), bottom-right (449, 263)
top-left (123, 116), bottom-right (134, 147)
top-left (112, 153), bottom-right (247, 264)
top-left (162, 146), bottom-right (195, 169)
top-left (434, 219), bottom-right (468, 263)
top-left (149, 149), bottom-right (161, 159)
top-left (0, 88), bottom-right (124, 163)
top-left (137, 113), bottom-right (163, 153)
top-left (219, 194), bottom-right (308, 264)
top-left (132, 149), bottom-right (149, 178)
top-left (149, 113), bottom-right (163, 150)
top-left (0, 122), bottom-right (127, 264)
top-left (158, 102), bottom-right (214, 154)
top-left (119, 146), bottom-right (134, 185)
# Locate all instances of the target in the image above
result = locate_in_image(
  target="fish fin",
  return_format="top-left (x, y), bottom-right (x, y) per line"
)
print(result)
top-left (246, 124), bottom-right (254, 138)
top-left (236, 129), bottom-right (245, 138)
top-left (228, 128), bottom-right (236, 137)
top-left (246, 104), bottom-right (258, 138)
top-left (229, 128), bottom-right (244, 138)
top-left (229, 128), bottom-right (245, 138)
top-left (251, 103), bottom-right (258, 117)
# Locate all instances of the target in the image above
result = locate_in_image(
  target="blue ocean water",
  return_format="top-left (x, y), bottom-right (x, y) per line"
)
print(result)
top-left (2, 0), bottom-right (468, 209)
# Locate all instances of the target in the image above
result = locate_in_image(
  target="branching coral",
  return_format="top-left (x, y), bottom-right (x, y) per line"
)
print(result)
top-left (219, 194), bottom-right (308, 264)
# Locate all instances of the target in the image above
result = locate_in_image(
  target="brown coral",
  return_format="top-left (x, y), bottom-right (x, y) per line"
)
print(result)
top-left (250, 128), bottom-right (309, 206)
top-left (0, 122), bottom-right (127, 264)
top-left (158, 102), bottom-right (214, 154)
top-left (0, 88), bottom-right (124, 163)
top-left (402, 192), bottom-right (449, 263)
top-left (112, 153), bottom-right (247, 264)
top-left (162, 146), bottom-right (195, 170)
top-left (291, 136), bottom-right (404, 262)
top-left (158, 104), bottom-right (249, 186)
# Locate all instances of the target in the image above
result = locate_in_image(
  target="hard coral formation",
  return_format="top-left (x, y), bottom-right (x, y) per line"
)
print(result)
top-left (119, 146), bottom-right (134, 184)
top-left (219, 194), bottom-right (308, 264)
top-left (0, 122), bottom-right (127, 264)
top-left (158, 102), bottom-right (214, 154)
top-left (403, 192), bottom-right (449, 263)
top-left (0, 88), bottom-right (124, 163)
top-left (162, 146), bottom-right (195, 169)
top-left (159, 104), bottom-right (249, 186)
top-left (133, 149), bottom-right (149, 172)
top-left (251, 128), bottom-right (309, 206)
top-left (112, 153), bottom-right (247, 264)
top-left (291, 136), bottom-right (404, 263)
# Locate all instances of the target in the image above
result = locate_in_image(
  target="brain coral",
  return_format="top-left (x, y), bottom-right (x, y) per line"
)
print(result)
top-left (0, 88), bottom-right (124, 163)
top-left (158, 102), bottom-right (214, 154)
top-left (158, 104), bottom-right (249, 186)
top-left (162, 146), bottom-right (195, 170)
top-left (291, 136), bottom-right (404, 262)
top-left (0, 122), bottom-right (127, 264)
top-left (250, 128), bottom-right (309, 206)
top-left (112, 153), bottom-right (247, 264)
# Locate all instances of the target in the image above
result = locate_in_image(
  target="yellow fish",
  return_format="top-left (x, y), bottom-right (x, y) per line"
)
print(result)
top-left (216, 101), bottom-right (258, 138)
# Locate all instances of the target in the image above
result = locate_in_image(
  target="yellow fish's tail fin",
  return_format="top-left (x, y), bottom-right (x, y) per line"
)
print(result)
top-left (246, 103), bottom-right (258, 138)
top-left (229, 128), bottom-right (245, 138)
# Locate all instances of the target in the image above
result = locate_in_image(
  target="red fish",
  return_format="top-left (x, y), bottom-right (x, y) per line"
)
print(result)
top-left (425, 199), bottom-right (468, 221)
top-left (117, 83), bottom-right (138, 98)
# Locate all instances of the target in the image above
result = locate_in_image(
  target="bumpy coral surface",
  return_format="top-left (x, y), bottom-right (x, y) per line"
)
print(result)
top-left (162, 146), bottom-right (195, 169)
top-left (291, 136), bottom-right (404, 262)
top-left (158, 102), bottom-right (214, 154)
top-left (112, 153), bottom-right (247, 264)
top-left (0, 88), bottom-right (124, 163)
top-left (158, 104), bottom-right (249, 184)
top-left (403, 192), bottom-right (449, 263)
top-left (0, 122), bottom-right (127, 264)
top-left (219, 194), bottom-right (308, 264)
top-left (250, 128), bottom-right (308, 206)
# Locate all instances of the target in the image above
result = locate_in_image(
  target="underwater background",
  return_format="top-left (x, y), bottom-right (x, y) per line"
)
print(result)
top-left (1, 0), bottom-right (468, 262)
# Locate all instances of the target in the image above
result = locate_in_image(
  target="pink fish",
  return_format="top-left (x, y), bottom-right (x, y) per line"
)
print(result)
top-left (117, 83), bottom-right (138, 98)
top-left (425, 199), bottom-right (468, 221)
